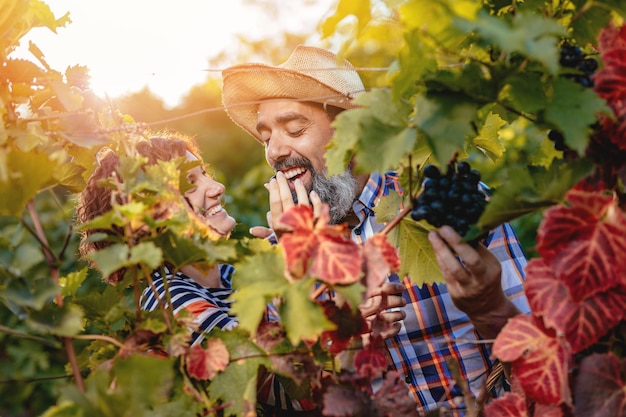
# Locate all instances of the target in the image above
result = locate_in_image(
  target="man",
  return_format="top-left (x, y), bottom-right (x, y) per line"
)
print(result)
top-left (222, 45), bottom-right (529, 414)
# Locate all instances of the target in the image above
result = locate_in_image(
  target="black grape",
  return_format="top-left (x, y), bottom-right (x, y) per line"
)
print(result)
top-left (411, 160), bottom-right (488, 237)
top-left (547, 129), bottom-right (568, 151)
top-left (559, 43), bottom-right (598, 88)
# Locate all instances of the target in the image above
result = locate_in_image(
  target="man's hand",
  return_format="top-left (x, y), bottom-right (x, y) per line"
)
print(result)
top-left (359, 282), bottom-right (406, 340)
top-left (428, 225), bottom-right (519, 339)
top-left (263, 171), bottom-right (322, 239)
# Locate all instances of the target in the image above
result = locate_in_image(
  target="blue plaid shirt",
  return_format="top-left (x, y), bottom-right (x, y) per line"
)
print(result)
top-left (352, 172), bottom-right (530, 415)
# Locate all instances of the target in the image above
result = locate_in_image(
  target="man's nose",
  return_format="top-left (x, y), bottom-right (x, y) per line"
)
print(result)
top-left (266, 135), bottom-right (290, 164)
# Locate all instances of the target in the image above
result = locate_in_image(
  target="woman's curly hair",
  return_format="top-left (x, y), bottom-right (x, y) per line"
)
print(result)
top-left (76, 133), bottom-right (200, 284)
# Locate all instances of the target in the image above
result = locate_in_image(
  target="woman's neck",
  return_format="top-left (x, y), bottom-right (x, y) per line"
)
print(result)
top-left (180, 264), bottom-right (222, 288)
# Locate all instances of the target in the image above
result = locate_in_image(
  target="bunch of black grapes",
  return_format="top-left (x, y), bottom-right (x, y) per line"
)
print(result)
top-left (559, 44), bottom-right (598, 87)
top-left (548, 45), bottom-right (599, 151)
top-left (410, 161), bottom-right (487, 237)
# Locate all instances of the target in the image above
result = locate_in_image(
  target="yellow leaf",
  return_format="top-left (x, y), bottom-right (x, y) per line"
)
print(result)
top-left (472, 111), bottom-right (507, 161)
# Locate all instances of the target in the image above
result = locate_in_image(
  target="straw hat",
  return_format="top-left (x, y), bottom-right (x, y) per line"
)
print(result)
top-left (221, 45), bottom-right (365, 143)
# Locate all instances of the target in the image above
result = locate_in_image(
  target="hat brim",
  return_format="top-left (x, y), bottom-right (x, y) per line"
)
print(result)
top-left (222, 63), bottom-right (359, 143)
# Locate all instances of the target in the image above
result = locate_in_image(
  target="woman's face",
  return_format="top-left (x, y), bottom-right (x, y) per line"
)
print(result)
top-left (184, 152), bottom-right (236, 237)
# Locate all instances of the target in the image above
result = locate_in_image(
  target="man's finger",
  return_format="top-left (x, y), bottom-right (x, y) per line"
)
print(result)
top-left (250, 226), bottom-right (273, 239)
top-left (294, 178), bottom-right (309, 206)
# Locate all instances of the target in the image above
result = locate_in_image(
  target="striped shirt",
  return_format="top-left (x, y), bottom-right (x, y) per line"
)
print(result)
top-left (353, 172), bottom-right (530, 415)
top-left (140, 264), bottom-right (238, 346)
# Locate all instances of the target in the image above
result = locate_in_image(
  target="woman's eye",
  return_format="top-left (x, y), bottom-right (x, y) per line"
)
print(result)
top-left (288, 128), bottom-right (305, 137)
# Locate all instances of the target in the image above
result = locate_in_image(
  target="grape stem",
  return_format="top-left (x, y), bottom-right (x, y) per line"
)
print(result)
top-left (380, 205), bottom-right (412, 236)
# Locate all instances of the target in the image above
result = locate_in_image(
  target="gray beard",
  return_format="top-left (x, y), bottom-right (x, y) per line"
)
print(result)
top-left (274, 158), bottom-right (358, 225)
top-left (309, 168), bottom-right (358, 224)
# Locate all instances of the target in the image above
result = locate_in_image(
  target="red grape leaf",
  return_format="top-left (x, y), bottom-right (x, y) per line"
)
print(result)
top-left (536, 189), bottom-right (626, 301)
top-left (185, 338), bottom-right (229, 380)
top-left (525, 258), bottom-right (626, 353)
top-left (280, 205), bottom-right (316, 279)
top-left (320, 301), bottom-right (368, 355)
top-left (353, 343), bottom-right (388, 380)
top-left (534, 404), bottom-right (568, 417)
top-left (310, 231), bottom-right (362, 285)
top-left (362, 233), bottom-right (401, 297)
top-left (280, 205), bottom-right (362, 284)
top-left (270, 351), bottom-right (323, 387)
top-left (493, 314), bottom-right (571, 405)
top-left (484, 392), bottom-right (528, 417)
top-left (323, 384), bottom-right (370, 417)
top-left (574, 353), bottom-right (626, 417)
top-left (255, 321), bottom-right (286, 351)
top-left (372, 371), bottom-right (421, 416)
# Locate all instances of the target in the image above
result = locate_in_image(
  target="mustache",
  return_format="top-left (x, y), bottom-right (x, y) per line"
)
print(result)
top-left (272, 157), bottom-right (315, 177)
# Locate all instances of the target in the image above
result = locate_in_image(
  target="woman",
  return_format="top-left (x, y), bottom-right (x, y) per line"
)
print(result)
top-left (76, 133), bottom-right (238, 345)
top-left (76, 133), bottom-right (319, 415)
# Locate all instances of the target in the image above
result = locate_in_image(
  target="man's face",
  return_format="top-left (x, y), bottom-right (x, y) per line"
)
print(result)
top-left (257, 100), bottom-right (334, 190)
top-left (256, 100), bottom-right (357, 224)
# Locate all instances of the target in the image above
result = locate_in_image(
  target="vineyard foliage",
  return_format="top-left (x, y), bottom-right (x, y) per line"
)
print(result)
top-left (1, 0), bottom-right (626, 416)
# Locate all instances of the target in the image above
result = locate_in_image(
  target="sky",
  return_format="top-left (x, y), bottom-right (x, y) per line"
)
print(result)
top-left (13, 0), bottom-right (336, 107)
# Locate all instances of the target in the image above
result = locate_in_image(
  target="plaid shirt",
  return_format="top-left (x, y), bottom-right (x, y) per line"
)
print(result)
top-left (352, 172), bottom-right (530, 415)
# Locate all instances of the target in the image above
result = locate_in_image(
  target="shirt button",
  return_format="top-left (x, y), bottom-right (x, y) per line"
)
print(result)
top-left (405, 375), bottom-right (411, 384)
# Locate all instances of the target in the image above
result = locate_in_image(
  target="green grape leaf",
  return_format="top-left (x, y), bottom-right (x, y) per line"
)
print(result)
top-left (55, 161), bottom-right (86, 193)
top-left (128, 241), bottom-right (163, 270)
top-left (412, 93), bottom-right (477, 167)
top-left (400, 0), bottom-right (480, 43)
top-left (501, 72), bottom-right (548, 114)
top-left (374, 192), bottom-right (405, 224)
top-left (326, 109), bottom-right (360, 177)
top-left (395, 219), bottom-right (443, 286)
top-left (570, 3), bottom-right (614, 46)
top-left (470, 158), bottom-right (593, 236)
top-left (11, 243), bottom-right (45, 273)
top-left (73, 285), bottom-right (127, 325)
top-left (209, 355), bottom-right (268, 417)
top-left (1, 274), bottom-right (59, 311)
top-left (463, 11), bottom-right (565, 74)
top-left (154, 231), bottom-right (235, 268)
top-left (282, 278), bottom-right (335, 345)
top-left (0, 148), bottom-right (57, 216)
top-left (39, 401), bottom-right (82, 417)
top-left (59, 268), bottom-right (88, 298)
top-left (392, 30), bottom-right (437, 101)
top-left (471, 111), bottom-right (506, 161)
top-left (86, 243), bottom-right (130, 278)
top-left (328, 88), bottom-right (412, 176)
top-left (545, 78), bottom-right (611, 155)
top-left (358, 125), bottom-right (417, 175)
top-left (231, 247), bottom-right (289, 333)
top-left (333, 282), bottom-right (366, 312)
top-left (27, 303), bottom-right (84, 337)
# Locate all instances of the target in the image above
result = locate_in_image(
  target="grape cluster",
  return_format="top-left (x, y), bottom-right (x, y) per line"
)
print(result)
top-left (547, 130), bottom-right (568, 151)
top-left (410, 161), bottom-right (487, 237)
top-left (559, 44), bottom-right (598, 88)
